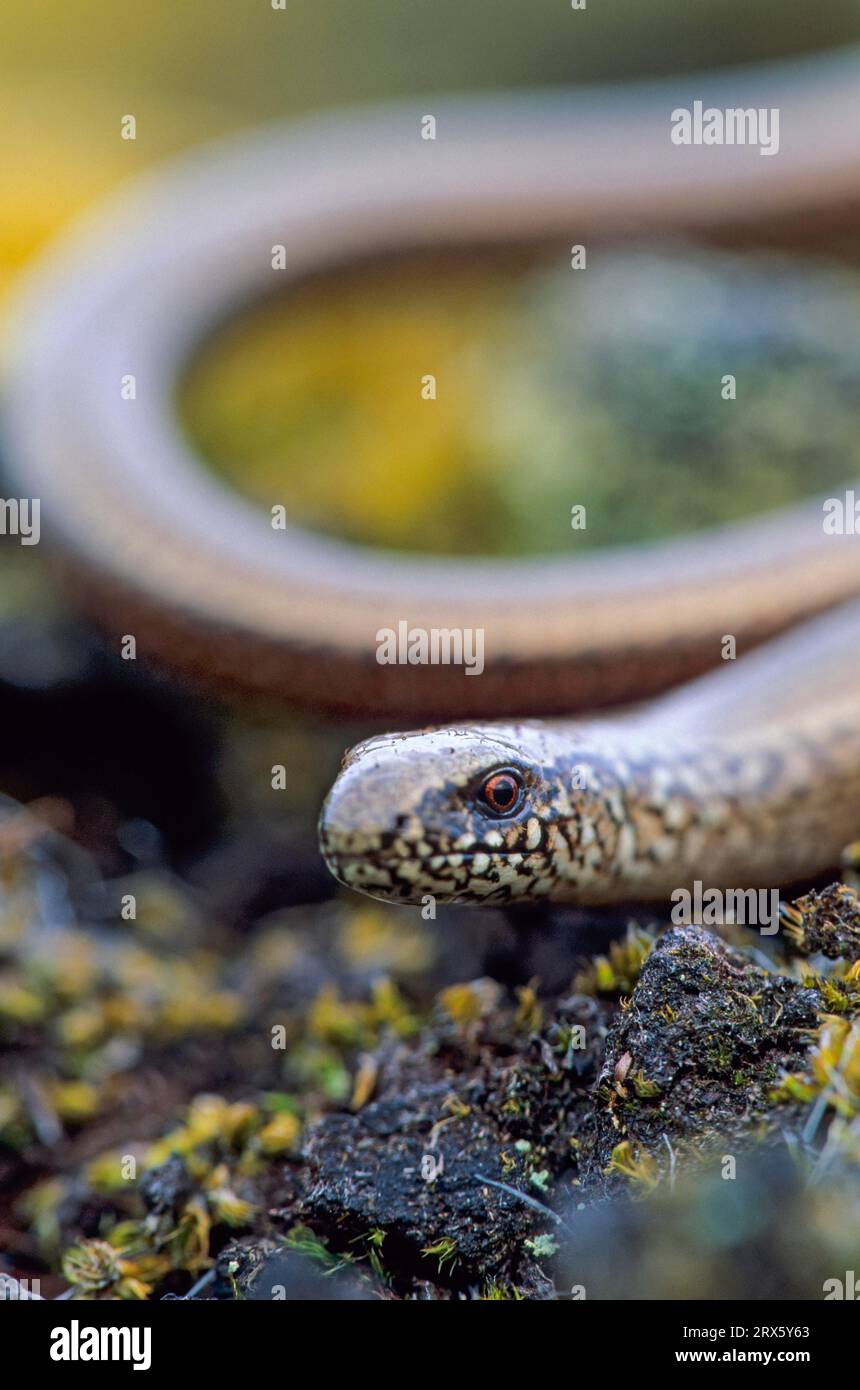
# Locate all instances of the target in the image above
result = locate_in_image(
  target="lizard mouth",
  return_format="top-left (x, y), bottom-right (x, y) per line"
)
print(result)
top-left (323, 846), bottom-right (538, 905)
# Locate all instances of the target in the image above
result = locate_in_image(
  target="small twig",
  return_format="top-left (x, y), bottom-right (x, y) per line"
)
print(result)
top-left (473, 1172), bottom-right (573, 1236)
top-left (662, 1133), bottom-right (678, 1190)
top-left (800, 1090), bottom-right (830, 1149)
top-left (184, 1268), bottom-right (216, 1300)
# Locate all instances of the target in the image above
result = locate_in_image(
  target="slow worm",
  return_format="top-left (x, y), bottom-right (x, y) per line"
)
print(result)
top-left (319, 599), bottom-right (860, 904)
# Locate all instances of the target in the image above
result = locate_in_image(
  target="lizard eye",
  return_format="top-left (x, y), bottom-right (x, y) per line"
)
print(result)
top-left (479, 768), bottom-right (524, 817)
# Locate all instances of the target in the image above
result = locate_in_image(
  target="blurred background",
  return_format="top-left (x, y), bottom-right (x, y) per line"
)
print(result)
top-left (0, 0), bottom-right (854, 868)
top-left (1, 0), bottom-right (860, 1301)
top-left (3, 0), bottom-right (860, 856)
top-left (4, 0), bottom-right (860, 307)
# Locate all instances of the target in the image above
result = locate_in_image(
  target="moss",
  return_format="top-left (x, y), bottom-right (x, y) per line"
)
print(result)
top-left (0, 979), bottom-right (46, 1025)
top-left (514, 982), bottom-right (543, 1032)
top-left (48, 1079), bottom-right (100, 1123)
top-left (523, 1235), bottom-right (559, 1260)
top-left (337, 906), bottom-right (435, 975)
top-left (772, 1017), bottom-right (860, 1119)
top-left (781, 883), bottom-right (860, 961)
top-left (308, 978), bottom-right (419, 1049)
top-left (583, 925), bottom-right (827, 1188)
top-left (421, 1237), bottom-right (460, 1277)
top-left (573, 925), bottom-right (654, 997)
top-left (606, 1141), bottom-right (660, 1192)
top-left (62, 1237), bottom-right (170, 1301)
top-left (284, 1225), bottom-right (344, 1271)
top-left (482, 1281), bottom-right (526, 1300)
top-left (630, 1070), bottom-right (661, 1099)
top-left (9, 788), bottom-right (860, 1300)
top-left (805, 964), bottom-right (860, 1016)
top-left (437, 979), bottom-right (502, 1027)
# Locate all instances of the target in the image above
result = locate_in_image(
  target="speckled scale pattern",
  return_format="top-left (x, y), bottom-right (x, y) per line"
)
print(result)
top-left (319, 700), bottom-right (860, 906)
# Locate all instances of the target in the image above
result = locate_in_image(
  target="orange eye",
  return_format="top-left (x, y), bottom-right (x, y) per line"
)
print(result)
top-left (480, 769), bottom-right (523, 816)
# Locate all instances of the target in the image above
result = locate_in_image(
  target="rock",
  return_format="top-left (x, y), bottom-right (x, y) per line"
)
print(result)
top-left (780, 882), bottom-right (860, 961)
top-left (282, 991), bottom-right (605, 1288)
top-left (297, 1079), bottom-right (536, 1285)
top-left (580, 925), bottom-right (821, 1187)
